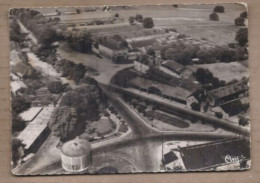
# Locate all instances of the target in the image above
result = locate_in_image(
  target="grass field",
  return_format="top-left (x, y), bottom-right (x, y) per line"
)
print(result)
top-left (194, 61), bottom-right (249, 82)
top-left (112, 4), bottom-right (247, 45)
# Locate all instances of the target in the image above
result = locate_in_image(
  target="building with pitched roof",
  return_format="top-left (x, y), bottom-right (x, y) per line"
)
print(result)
top-left (207, 81), bottom-right (249, 106)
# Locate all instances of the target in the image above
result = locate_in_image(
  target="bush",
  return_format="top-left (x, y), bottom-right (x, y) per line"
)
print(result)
top-left (239, 116), bottom-right (249, 126)
top-left (47, 80), bottom-right (63, 94)
top-left (213, 5), bottom-right (225, 13)
top-left (240, 11), bottom-right (247, 19)
top-left (209, 12), bottom-right (219, 21)
top-left (114, 13), bottom-right (119, 17)
top-left (135, 14), bottom-right (143, 22)
top-left (236, 28), bottom-right (248, 46)
top-left (191, 102), bottom-right (200, 111)
top-left (235, 17), bottom-right (245, 26)
top-left (12, 96), bottom-right (31, 114)
top-left (143, 17), bottom-right (154, 28)
top-left (129, 16), bottom-right (135, 24)
top-left (215, 112), bottom-right (223, 118)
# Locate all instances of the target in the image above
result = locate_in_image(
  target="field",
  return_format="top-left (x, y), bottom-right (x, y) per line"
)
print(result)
top-left (193, 61), bottom-right (249, 82)
top-left (112, 4), bottom-right (247, 45)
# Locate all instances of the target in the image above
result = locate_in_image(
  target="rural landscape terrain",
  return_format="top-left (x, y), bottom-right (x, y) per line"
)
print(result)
top-left (9, 4), bottom-right (250, 175)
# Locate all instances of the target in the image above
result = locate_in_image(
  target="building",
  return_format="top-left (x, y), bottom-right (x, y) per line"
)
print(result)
top-left (61, 138), bottom-right (92, 172)
top-left (19, 107), bottom-right (43, 122)
top-left (179, 138), bottom-right (250, 171)
top-left (128, 77), bottom-right (192, 105)
top-left (160, 60), bottom-right (185, 77)
top-left (17, 105), bottom-right (54, 155)
top-left (133, 60), bottom-right (150, 74)
top-left (98, 44), bottom-right (128, 63)
top-left (207, 81), bottom-right (249, 106)
top-left (163, 151), bottom-right (178, 165)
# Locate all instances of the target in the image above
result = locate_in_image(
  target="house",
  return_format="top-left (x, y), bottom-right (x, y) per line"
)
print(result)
top-left (159, 60), bottom-right (184, 78)
top-left (207, 81), bottom-right (249, 106)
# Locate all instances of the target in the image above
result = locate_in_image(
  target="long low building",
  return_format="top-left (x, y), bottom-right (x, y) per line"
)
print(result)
top-left (179, 138), bottom-right (250, 171)
top-left (207, 81), bottom-right (249, 106)
top-left (17, 105), bottom-right (54, 154)
top-left (128, 77), bottom-right (192, 105)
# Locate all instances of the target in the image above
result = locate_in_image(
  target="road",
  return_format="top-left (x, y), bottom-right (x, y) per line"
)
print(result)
top-left (105, 84), bottom-right (250, 137)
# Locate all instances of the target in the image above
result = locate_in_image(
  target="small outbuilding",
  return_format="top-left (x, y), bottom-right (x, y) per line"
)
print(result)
top-left (61, 138), bottom-right (92, 172)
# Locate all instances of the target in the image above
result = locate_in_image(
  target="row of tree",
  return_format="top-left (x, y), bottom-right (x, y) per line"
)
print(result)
top-left (128, 14), bottom-right (154, 28)
top-left (160, 27), bottom-right (248, 65)
top-left (56, 59), bottom-right (87, 84)
top-left (10, 8), bottom-right (65, 46)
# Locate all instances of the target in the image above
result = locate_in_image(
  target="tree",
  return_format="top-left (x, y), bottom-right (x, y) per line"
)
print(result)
top-left (12, 138), bottom-right (24, 168)
top-left (213, 5), bottom-right (225, 13)
top-left (147, 48), bottom-right (156, 56)
top-left (72, 63), bottom-right (86, 84)
top-left (209, 12), bottom-right (219, 21)
top-left (235, 17), bottom-right (245, 26)
top-left (191, 102), bottom-right (200, 111)
top-left (215, 112), bottom-right (223, 118)
top-left (60, 84), bottom-right (105, 121)
top-left (114, 13), bottom-right (119, 17)
top-left (76, 9), bottom-right (81, 14)
top-left (240, 11), bottom-right (247, 19)
top-left (47, 80), bottom-right (63, 94)
top-left (128, 16), bottom-right (135, 24)
top-left (135, 14), bottom-right (143, 22)
top-left (12, 114), bottom-right (26, 133)
top-left (49, 106), bottom-right (78, 142)
top-left (12, 96), bottom-right (31, 114)
top-left (143, 17), bottom-right (154, 28)
top-left (66, 29), bottom-right (92, 53)
top-left (235, 28), bottom-right (248, 46)
top-left (239, 116), bottom-right (249, 126)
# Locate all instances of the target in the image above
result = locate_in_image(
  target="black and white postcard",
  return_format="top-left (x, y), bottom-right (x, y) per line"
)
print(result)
top-left (9, 3), bottom-right (250, 175)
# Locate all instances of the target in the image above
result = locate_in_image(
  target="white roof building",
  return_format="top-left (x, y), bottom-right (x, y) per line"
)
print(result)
top-left (17, 105), bottom-right (54, 150)
top-left (19, 107), bottom-right (43, 122)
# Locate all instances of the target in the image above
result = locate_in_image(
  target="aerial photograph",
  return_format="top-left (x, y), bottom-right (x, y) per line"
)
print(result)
top-left (9, 3), bottom-right (250, 175)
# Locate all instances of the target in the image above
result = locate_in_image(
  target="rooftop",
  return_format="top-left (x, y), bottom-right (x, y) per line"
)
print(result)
top-left (208, 81), bottom-right (248, 99)
top-left (19, 107), bottom-right (43, 122)
top-left (129, 77), bottom-right (192, 101)
top-left (61, 138), bottom-right (91, 157)
top-left (162, 60), bottom-right (185, 74)
top-left (163, 151), bottom-right (178, 165)
top-left (17, 105), bottom-right (54, 149)
top-left (180, 138), bottom-right (250, 171)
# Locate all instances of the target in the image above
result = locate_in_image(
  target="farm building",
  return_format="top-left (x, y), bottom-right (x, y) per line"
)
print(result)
top-left (98, 44), bottom-right (128, 63)
top-left (17, 105), bottom-right (54, 155)
top-left (179, 138), bottom-right (250, 171)
top-left (61, 138), bottom-right (92, 172)
top-left (128, 77), bottom-right (192, 105)
top-left (159, 60), bottom-right (184, 78)
top-left (207, 81), bottom-right (249, 106)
